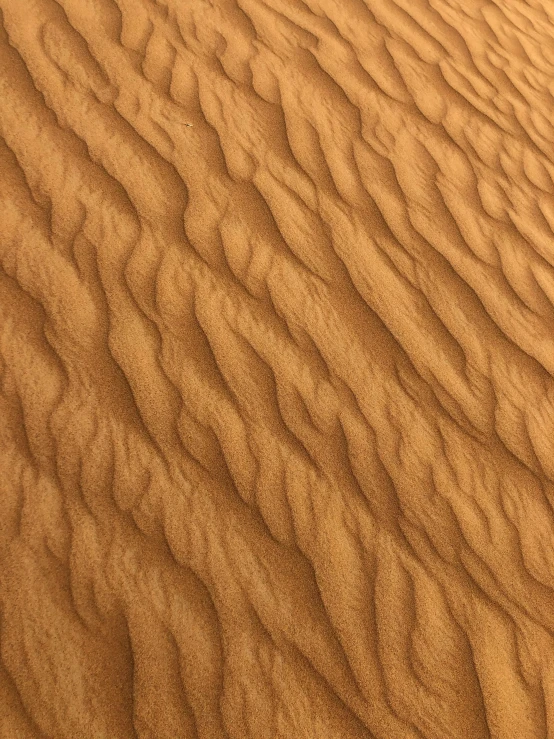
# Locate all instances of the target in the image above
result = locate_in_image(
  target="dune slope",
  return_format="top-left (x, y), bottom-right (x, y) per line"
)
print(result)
top-left (2, 0), bottom-right (554, 737)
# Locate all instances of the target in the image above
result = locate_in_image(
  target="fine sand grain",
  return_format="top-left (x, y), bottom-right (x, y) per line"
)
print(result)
top-left (2, 0), bottom-right (554, 737)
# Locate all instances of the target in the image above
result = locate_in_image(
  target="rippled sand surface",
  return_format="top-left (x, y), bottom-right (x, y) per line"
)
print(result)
top-left (2, 0), bottom-right (554, 737)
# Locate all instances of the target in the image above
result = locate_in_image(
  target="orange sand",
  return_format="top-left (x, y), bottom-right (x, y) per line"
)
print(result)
top-left (1, 0), bottom-right (554, 737)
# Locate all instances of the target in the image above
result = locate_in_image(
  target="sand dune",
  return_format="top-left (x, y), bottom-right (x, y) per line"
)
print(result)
top-left (1, 0), bottom-right (554, 736)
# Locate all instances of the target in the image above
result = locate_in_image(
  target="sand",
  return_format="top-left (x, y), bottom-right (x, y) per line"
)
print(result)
top-left (1, 0), bottom-right (554, 736)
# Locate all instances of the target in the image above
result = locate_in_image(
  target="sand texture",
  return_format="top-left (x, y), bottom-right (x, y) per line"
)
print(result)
top-left (1, 0), bottom-right (554, 736)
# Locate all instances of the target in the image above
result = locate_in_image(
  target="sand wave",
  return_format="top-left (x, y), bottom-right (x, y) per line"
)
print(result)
top-left (1, 0), bottom-right (554, 737)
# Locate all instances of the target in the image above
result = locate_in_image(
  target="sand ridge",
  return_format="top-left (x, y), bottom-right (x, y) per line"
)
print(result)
top-left (1, 0), bottom-right (554, 737)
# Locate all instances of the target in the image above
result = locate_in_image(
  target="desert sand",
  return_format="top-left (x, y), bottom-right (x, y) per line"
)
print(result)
top-left (1, 0), bottom-right (554, 736)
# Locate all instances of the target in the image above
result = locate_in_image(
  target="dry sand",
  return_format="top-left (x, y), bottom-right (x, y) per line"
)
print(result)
top-left (1, 0), bottom-right (554, 736)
